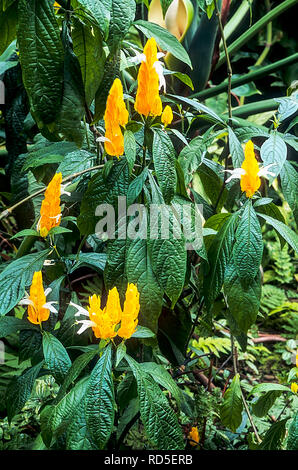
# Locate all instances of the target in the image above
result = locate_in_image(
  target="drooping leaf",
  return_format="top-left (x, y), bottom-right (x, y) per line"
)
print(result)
top-left (17, 0), bottom-right (64, 127)
top-left (178, 136), bottom-right (206, 185)
top-left (125, 354), bottom-right (185, 450)
top-left (42, 332), bottom-right (72, 384)
top-left (259, 419), bottom-right (289, 450)
top-left (233, 201), bottom-right (263, 286)
top-left (228, 127), bottom-right (244, 168)
top-left (0, 249), bottom-right (50, 316)
top-left (280, 161), bottom-right (298, 225)
top-left (0, 4), bottom-right (17, 56)
top-left (252, 391), bottom-right (283, 418)
top-left (257, 213), bottom-right (298, 253)
top-left (152, 128), bottom-right (177, 204)
top-left (224, 263), bottom-right (261, 334)
top-left (6, 361), bottom-right (44, 422)
top-left (85, 344), bottom-right (115, 449)
top-left (220, 373), bottom-right (243, 433)
top-left (134, 20), bottom-right (192, 68)
top-left (287, 412), bottom-right (298, 450)
top-left (260, 133), bottom-right (287, 184)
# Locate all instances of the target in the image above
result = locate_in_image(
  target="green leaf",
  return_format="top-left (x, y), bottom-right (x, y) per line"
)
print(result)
top-left (17, 0), bottom-right (64, 127)
top-left (127, 167), bottom-right (148, 206)
top-left (250, 383), bottom-right (292, 394)
top-left (280, 161), bottom-right (298, 224)
top-left (287, 412), bottom-right (298, 450)
top-left (72, 18), bottom-right (105, 107)
top-left (42, 332), bottom-right (72, 384)
top-left (148, 205), bottom-right (187, 306)
top-left (94, 49), bottom-right (121, 121)
top-left (152, 128), bottom-right (177, 204)
top-left (140, 362), bottom-right (181, 406)
top-left (10, 229), bottom-right (40, 240)
top-left (203, 213), bottom-right (238, 309)
top-left (126, 237), bottom-right (163, 333)
top-left (78, 159), bottom-right (129, 235)
top-left (252, 391), bottom-right (283, 418)
top-left (260, 133), bottom-right (287, 184)
top-left (67, 252), bottom-right (107, 273)
top-left (228, 127), bottom-right (244, 168)
top-left (56, 23), bottom-right (85, 147)
top-left (131, 326), bottom-right (155, 339)
top-left (107, 0), bottom-right (136, 53)
top-left (0, 249), bottom-right (50, 316)
top-left (55, 349), bottom-right (98, 403)
top-left (115, 342), bottom-right (126, 367)
top-left (233, 201), bottom-right (263, 286)
top-left (85, 344), bottom-right (115, 449)
top-left (134, 20), bottom-right (192, 68)
top-left (124, 130), bottom-right (137, 174)
top-left (259, 418), bottom-right (288, 450)
top-left (168, 94), bottom-right (225, 124)
top-left (0, 5), bottom-right (17, 56)
top-left (257, 213), bottom-right (298, 252)
top-left (125, 354), bottom-right (185, 450)
top-left (72, 0), bottom-right (111, 38)
top-left (224, 263), bottom-right (261, 334)
top-left (104, 238), bottom-right (128, 293)
top-left (6, 362), bottom-right (43, 422)
top-left (178, 136), bottom-right (206, 185)
top-left (57, 150), bottom-right (95, 178)
top-left (0, 317), bottom-right (38, 338)
top-left (220, 373), bottom-right (243, 433)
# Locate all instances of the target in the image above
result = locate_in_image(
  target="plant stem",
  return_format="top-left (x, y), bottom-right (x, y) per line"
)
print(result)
top-left (231, 336), bottom-right (262, 444)
top-left (216, 0), bottom-right (297, 69)
top-left (214, 0), bottom-right (233, 125)
top-left (0, 165), bottom-right (105, 221)
top-left (191, 53), bottom-right (298, 100)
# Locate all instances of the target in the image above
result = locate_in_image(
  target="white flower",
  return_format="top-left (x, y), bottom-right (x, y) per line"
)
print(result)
top-left (69, 301), bottom-right (96, 335)
top-left (224, 163), bottom-right (276, 183)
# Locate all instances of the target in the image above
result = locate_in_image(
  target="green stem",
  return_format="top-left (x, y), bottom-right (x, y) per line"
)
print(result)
top-left (191, 53), bottom-right (298, 100)
top-left (216, 0), bottom-right (298, 69)
top-left (220, 0), bottom-right (254, 49)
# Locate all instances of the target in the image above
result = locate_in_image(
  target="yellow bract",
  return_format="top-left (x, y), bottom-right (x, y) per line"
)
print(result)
top-left (291, 383), bottom-right (298, 394)
top-left (85, 284), bottom-right (140, 341)
top-left (104, 78), bottom-right (129, 157)
top-left (188, 426), bottom-right (199, 446)
top-left (117, 283), bottom-right (140, 339)
top-left (240, 140), bottom-right (261, 198)
top-left (27, 271), bottom-right (50, 325)
top-left (135, 37), bottom-right (163, 117)
top-left (37, 173), bottom-right (62, 238)
top-left (161, 105), bottom-right (173, 127)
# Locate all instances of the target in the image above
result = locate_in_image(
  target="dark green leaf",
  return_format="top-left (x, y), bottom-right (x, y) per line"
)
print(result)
top-left (42, 332), bottom-right (72, 384)
top-left (220, 374), bottom-right (243, 433)
top-left (152, 128), bottom-right (177, 204)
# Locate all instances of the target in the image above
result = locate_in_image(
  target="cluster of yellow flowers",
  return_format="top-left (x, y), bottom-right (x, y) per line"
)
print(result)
top-left (21, 272), bottom-right (140, 342)
top-left (188, 426), bottom-right (199, 446)
top-left (37, 172), bottom-right (62, 238)
top-left (74, 283), bottom-right (140, 341)
top-left (103, 37), bottom-right (173, 158)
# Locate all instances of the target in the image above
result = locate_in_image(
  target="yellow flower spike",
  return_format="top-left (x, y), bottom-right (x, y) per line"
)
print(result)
top-left (117, 283), bottom-right (140, 340)
top-left (188, 426), bottom-right (200, 446)
top-left (291, 383), bottom-right (298, 394)
top-left (105, 287), bottom-right (122, 326)
top-left (135, 37), bottom-right (163, 118)
top-left (27, 271), bottom-right (49, 325)
top-left (225, 140), bottom-right (276, 198)
top-left (103, 78), bottom-right (129, 157)
top-left (87, 294), bottom-right (117, 340)
top-left (240, 140), bottom-right (261, 198)
top-left (37, 173), bottom-right (62, 238)
top-left (161, 105), bottom-right (173, 127)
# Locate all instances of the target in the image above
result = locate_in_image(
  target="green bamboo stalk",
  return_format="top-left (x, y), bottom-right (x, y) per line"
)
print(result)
top-left (229, 97), bottom-right (281, 119)
top-left (220, 0), bottom-right (254, 50)
top-left (190, 53), bottom-right (298, 100)
top-left (217, 0), bottom-right (298, 69)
